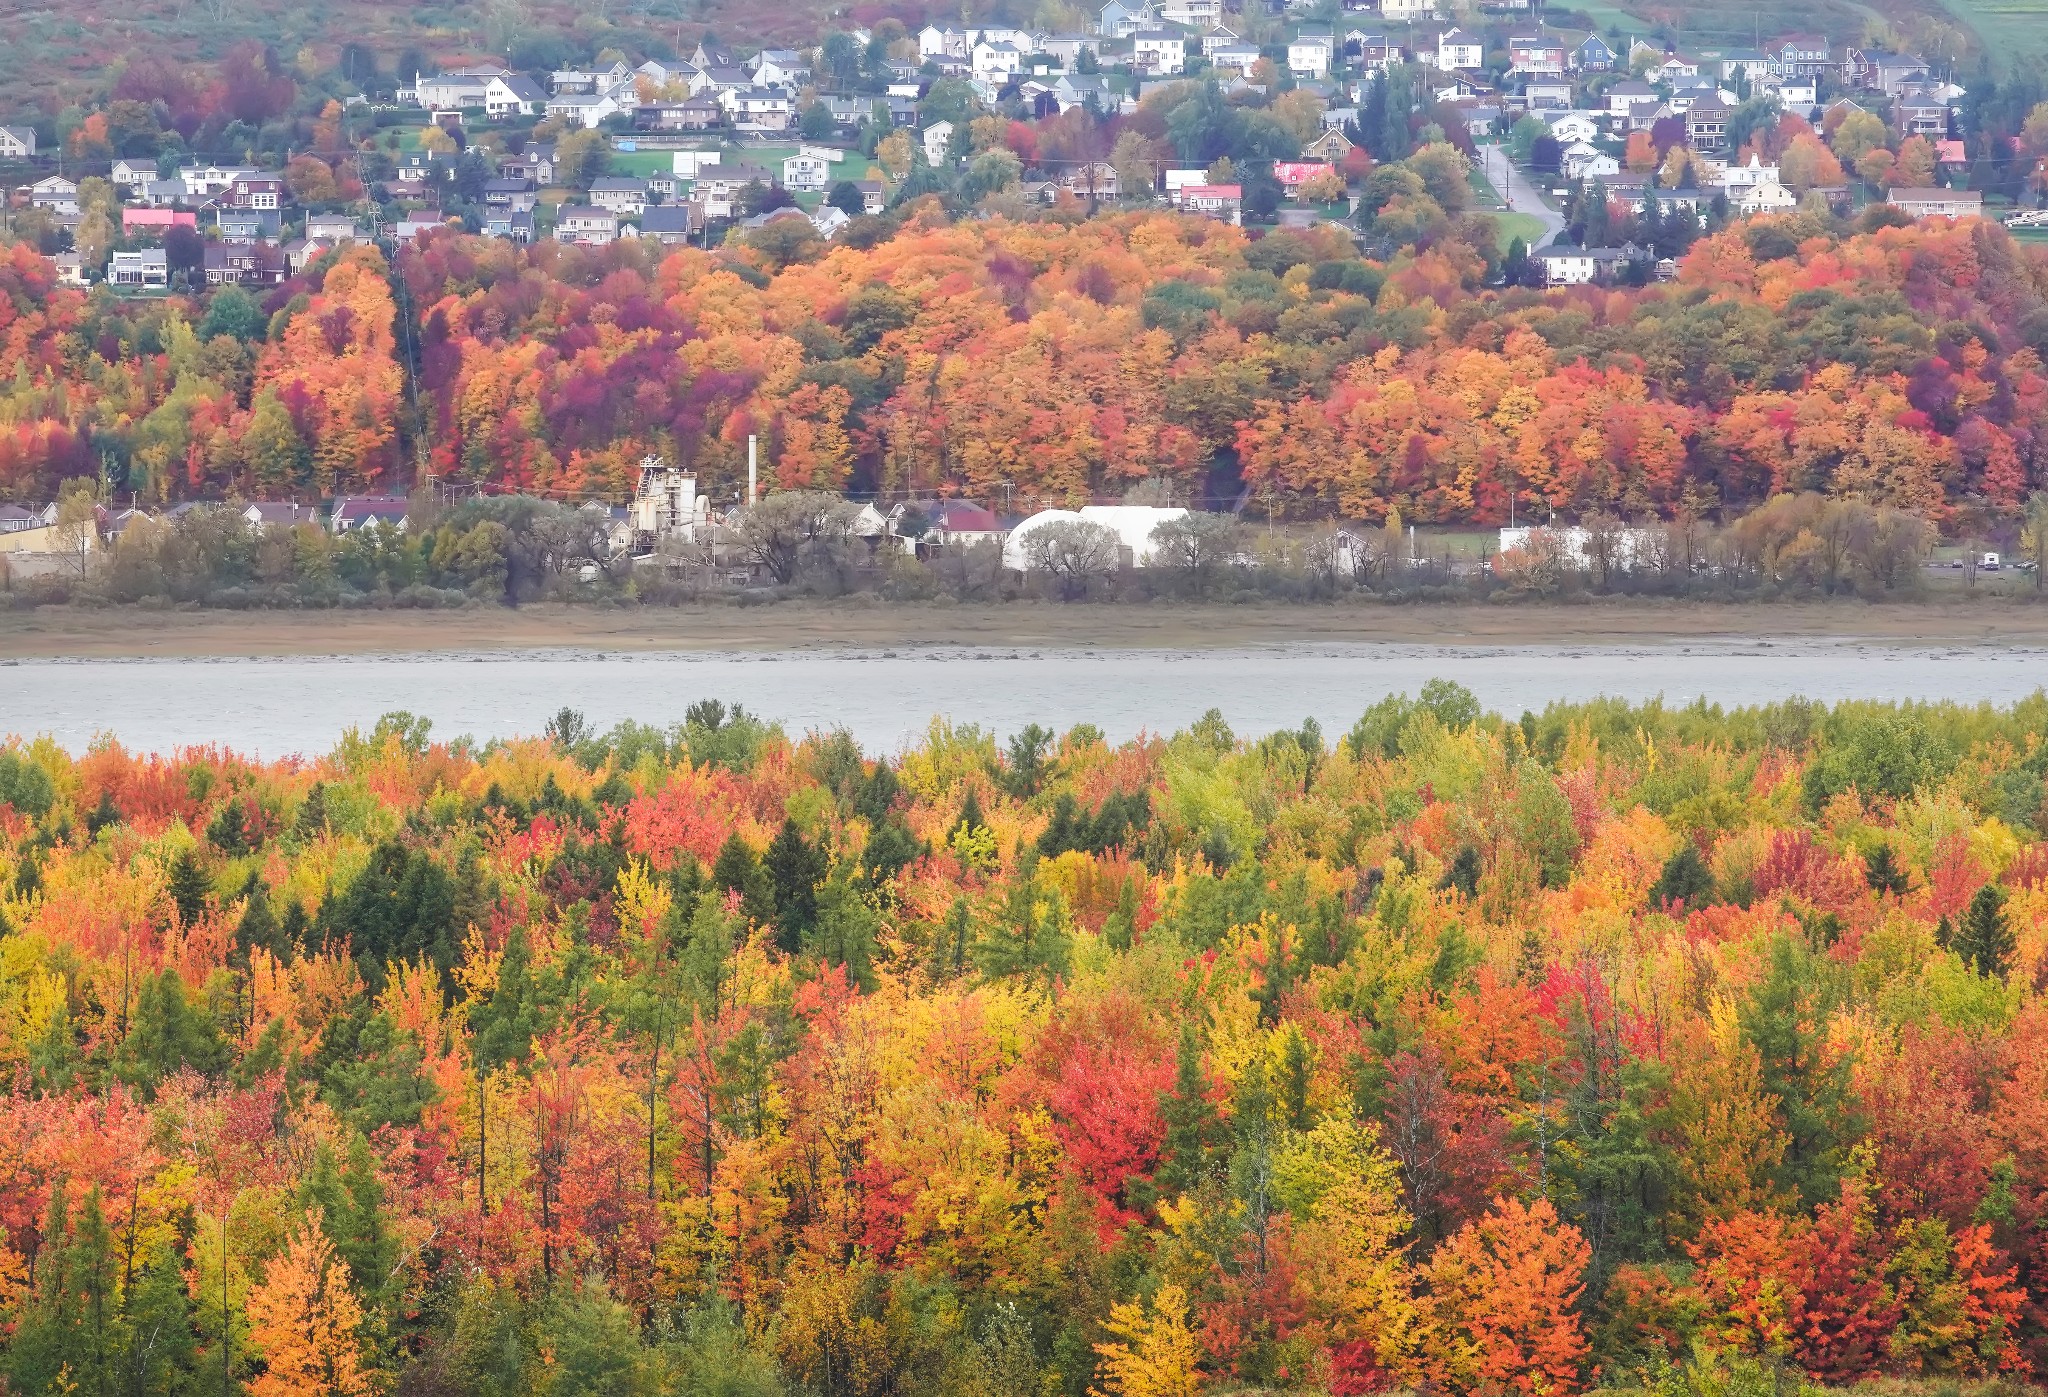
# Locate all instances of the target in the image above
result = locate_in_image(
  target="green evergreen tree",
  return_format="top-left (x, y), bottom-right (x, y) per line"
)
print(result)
top-left (234, 875), bottom-right (281, 967)
top-left (1862, 842), bottom-right (1910, 896)
top-left (1739, 934), bottom-right (1859, 1207)
top-left (763, 818), bottom-right (828, 955)
top-left (167, 850), bottom-right (211, 929)
top-left (1156, 1025), bottom-right (1220, 1197)
top-left (1955, 884), bottom-right (2015, 979)
top-left (709, 832), bottom-right (772, 927)
top-left (1649, 843), bottom-right (1715, 911)
top-left (119, 968), bottom-right (228, 1096)
top-left (119, 1240), bottom-right (202, 1397)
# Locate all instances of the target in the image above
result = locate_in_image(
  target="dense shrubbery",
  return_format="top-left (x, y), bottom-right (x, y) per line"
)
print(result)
top-left (3, 689), bottom-right (2048, 1393)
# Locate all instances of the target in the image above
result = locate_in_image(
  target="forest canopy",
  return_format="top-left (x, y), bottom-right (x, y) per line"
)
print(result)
top-left (2, 206), bottom-right (2046, 525)
top-left (2, 689), bottom-right (2048, 1394)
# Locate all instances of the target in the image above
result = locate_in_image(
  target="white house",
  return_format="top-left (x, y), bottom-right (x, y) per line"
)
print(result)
top-left (1380, 0), bottom-right (1437, 19)
top-left (783, 152), bottom-right (832, 191)
top-left (0, 126), bottom-right (35, 158)
top-left (1719, 152), bottom-right (1779, 190)
top-left (1131, 31), bottom-right (1187, 75)
top-left (110, 158), bottom-right (154, 189)
top-left (1435, 27), bottom-right (1484, 71)
top-left (923, 121), bottom-right (956, 167)
top-left (545, 93), bottom-right (621, 128)
top-left (29, 175), bottom-right (78, 214)
top-left (1546, 110), bottom-right (1600, 144)
top-left (484, 74), bottom-right (546, 116)
top-left (1561, 140), bottom-right (1619, 180)
top-left (973, 38), bottom-right (1027, 77)
top-left (1736, 180), bottom-right (1798, 214)
top-left (1287, 35), bottom-right (1334, 78)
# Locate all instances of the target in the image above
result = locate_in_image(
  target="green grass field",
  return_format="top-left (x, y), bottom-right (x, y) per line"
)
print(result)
top-left (1935, 0), bottom-right (2048, 66)
top-left (1490, 211), bottom-right (1550, 252)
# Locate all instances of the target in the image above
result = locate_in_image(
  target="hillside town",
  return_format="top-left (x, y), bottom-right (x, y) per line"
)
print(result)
top-left (0, 1), bottom-right (2026, 295)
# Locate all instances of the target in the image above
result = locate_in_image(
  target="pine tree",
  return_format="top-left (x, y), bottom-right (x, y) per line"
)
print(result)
top-left (167, 850), bottom-right (211, 929)
top-left (1955, 884), bottom-right (2015, 980)
top-left (710, 832), bottom-right (772, 927)
top-left (236, 875), bottom-right (281, 967)
top-left (1863, 843), bottom-right (1910, 896)
top-left (1650, 843), bottom-right (1715, 911)
top-left (764, 818), bottom-right (828, 955)
top-left (120, 1241), bottom-right (202, 1397)
top-left (1156, 1026), bottom-right (1219, 1197)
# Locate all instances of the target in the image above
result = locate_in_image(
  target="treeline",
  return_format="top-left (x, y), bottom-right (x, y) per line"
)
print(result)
top-left (3, 688), bottom-right (2048, 1395)
top-left (11, 486), bottom-right (2028, 610)
top-left (2, 207), bottom-right (2047, 533)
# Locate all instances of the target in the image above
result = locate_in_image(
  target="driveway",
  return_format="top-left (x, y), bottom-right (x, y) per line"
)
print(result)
top-left (1478, 144), bottom-right (1568, 248)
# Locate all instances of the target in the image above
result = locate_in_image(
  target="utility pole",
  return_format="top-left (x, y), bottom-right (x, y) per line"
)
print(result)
top-left (747, 435), bottom-right (758, 506)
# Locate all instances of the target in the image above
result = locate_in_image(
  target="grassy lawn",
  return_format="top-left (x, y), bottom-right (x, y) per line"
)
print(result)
top-left (1932, 0), bottom-right (2048, 67)
top-left (1490, 210), bottom-right (1550, 251)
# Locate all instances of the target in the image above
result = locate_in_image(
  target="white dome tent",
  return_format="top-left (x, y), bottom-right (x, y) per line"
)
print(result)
top-left (1003, 505), bottom-right (1190, 570)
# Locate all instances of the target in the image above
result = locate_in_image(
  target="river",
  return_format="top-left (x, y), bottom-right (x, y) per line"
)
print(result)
top-left (3, 641), bottom-right (2044, 757)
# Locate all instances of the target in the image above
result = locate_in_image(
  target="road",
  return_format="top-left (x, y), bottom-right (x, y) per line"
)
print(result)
top-left (1480, 144), bottom-right (1568, 249)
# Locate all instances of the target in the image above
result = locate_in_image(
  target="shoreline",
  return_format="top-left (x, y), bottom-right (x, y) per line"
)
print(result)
top-left (3, 599), bottom-right (2048, 659)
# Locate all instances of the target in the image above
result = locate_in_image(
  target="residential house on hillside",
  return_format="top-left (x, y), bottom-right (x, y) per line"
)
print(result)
top-left (1604, 79), bottom-right (1656, 115)
top-left (693, 164), bottom-right (777, 219)
top-left (1735, 180), bottom-right (1799, 214)
top-left (1523, 77), bottom-right (1573, 110)
top-left (1435, 28), bottom-right (1484, 70)
top-left (1571, 34), bottom-right (1615, 70)
top-left (923, 121), bottom-right (955, 167)
top-left (555, 205), bottom-right (620, 244)
top-left (1894, 95), bottom-right (1950, 140)
top-left (1720, 152), bottom-right (1779, 189)
top-left (483, 177), bottom-right (539, 213)
top-left (332, 497), bottom-right (410, 533)
top-left (1686, 92), bottom-right (1732, 150)
top-left (0, 126), bottom-right (35, 157)
top-left (1097, 0), bottom-right (1156, 36)
top-left (1561, 140), bottom-right (1618, 179)
top-left (1178, 183), bottom-right (1242, 221)
top-left (1547, 110), bottom-right (1599, 144)
top-left (727, 88), bottom-right (794, 130)
top-left (121, 208), bottom-right (196, 237)
top-left (1132, 31), bottom-right (1187, 75)
top-left (30, 175), bottom-right (78, 213)
top-left (1845, 47), bottom-right (1929, 95)
top-left (546, 92), bottom-right (621, 128)
top-left (783, 152), bottom-right (832, 191)
top-left (1770, 35), bottom-right (1832, 76)
top-left (1537, 241), bottom-right (1649, 285)
top-left (588, 176), bottom-right (651, 215)
top-left (108, 249), bottom-right (169, 289)
top-left (1718, 49), bottom-right (1772, 81)
top-left (1509, 35), bottom-right (1566, 73)
top-left (636, 206), bottom-right (697, 244)
top-left (110, 158), bottom-right (154, 188)
top-left (484, 73), bottom-right (546, 116)
top-left (1380, 0), bottom-right (1438, 20)
top-left (483, 209), bottom-right (535, 244)
top-left (1888, 187), bottom-right (1981, 218)
top-left (1288, 32), bottom-right (1333, 77)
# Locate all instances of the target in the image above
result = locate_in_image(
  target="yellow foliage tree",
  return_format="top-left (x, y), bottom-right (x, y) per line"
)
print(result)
top-left (1092, 1284), bottom-right (1202, 1397)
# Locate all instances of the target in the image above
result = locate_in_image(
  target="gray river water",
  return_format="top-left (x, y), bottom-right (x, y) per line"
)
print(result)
top-left (3, 641), bottom-right (2046, 757)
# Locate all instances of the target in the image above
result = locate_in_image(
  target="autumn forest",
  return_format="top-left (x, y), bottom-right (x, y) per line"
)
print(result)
top-left (3, 200), bottom-right (2047, 527)
top-left (1, 688), bottom-right (2047, 1397)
